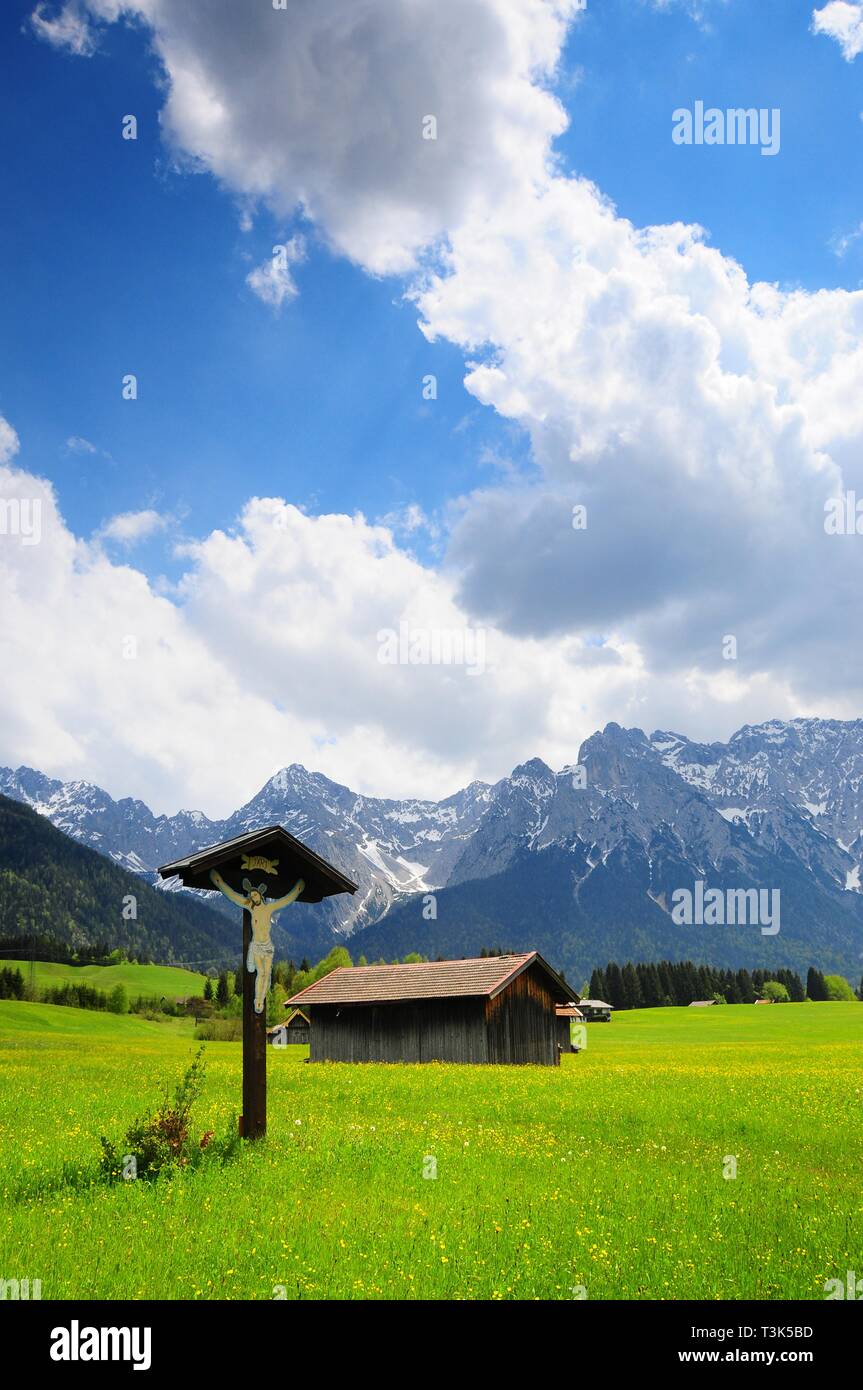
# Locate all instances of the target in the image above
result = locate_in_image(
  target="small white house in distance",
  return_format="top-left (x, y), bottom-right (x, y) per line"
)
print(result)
top-left (578, 999), bottom-right (613, 1022)
top-left (689, 999), bottom-right (716, 1007)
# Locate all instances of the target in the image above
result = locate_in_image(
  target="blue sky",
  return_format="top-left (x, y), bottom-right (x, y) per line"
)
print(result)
top-left (2, 0), bottom-right (863, 813)
top-left (3, 0), bottom-right (861, 558)
top-left (1, 0), bottom-right (510, 563)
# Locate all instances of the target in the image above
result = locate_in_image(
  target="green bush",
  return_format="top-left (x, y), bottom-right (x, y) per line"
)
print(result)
top-left (99, 1047), bottom-right (240, 1181)
top-left (823, 974), bottom-right (856, 1002)
top-left (760, 981), bottom-right (790, 1002)
top-left (194, 1017), bottom-right (243, 1042)
top-left (107, 984), bottom-right (128, 1014)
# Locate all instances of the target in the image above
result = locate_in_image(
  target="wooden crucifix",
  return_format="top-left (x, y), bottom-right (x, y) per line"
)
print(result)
top-left (158, 825), bottom-right (356, 1139)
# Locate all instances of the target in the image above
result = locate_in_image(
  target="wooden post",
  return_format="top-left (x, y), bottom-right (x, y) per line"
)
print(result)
top-left (157, 828), bottom-right (357, 1139)
top-left (241, 907), bottom-right (267, 1139)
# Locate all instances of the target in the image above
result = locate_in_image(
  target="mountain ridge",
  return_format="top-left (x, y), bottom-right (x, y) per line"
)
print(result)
top-left (3, 716), bottom-right (863, 975)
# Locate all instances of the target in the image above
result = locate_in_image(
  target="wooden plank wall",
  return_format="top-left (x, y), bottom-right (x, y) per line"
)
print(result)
top-left (308, 999), bottom-right (489, 1063)
top-left (485, 965), bottom-right (559, 1066)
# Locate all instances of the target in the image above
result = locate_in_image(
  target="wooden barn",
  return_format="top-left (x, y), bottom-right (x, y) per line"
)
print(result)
top-left (285, 952), bottom-right (574, 1066)
top-left (555, 1004), bottom-right (584, 1053)
top-left (267, 1008), bottom-right (311, 1046)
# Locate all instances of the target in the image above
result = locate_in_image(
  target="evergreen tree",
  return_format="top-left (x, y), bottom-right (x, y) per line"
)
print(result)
top-left (736, 969), bottom-right (755, 1004)
top-left (589, 967), bottom-right (607, 1001)
top-left (621, 962), bottom-right (643, 1010)
top-left (605, 962), bottom-right (625, 1011)
top-left (203, 977), bottom-right (213, 1002)
top-left (806, 967), bottom-right (828, 1002)
top-left (724, 973), bottom-right (742, 1005)
top-left (656, 961), bottom-right (674, 1005)
top-left (216, 971), bottom-right (230, 1008)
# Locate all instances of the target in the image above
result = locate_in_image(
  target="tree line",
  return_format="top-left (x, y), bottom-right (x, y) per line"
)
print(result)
top-left (588, 960), bottom-right (861, 1009)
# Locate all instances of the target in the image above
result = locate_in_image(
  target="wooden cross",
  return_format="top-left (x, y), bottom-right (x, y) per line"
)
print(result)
top-left (159, 825), bottom-right (356, 1138)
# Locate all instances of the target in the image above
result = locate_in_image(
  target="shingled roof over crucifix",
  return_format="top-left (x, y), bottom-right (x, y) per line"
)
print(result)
top-left (158, 823), bottom-right (357, 902)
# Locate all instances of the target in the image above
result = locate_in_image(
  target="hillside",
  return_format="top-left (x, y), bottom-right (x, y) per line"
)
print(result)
top-left (0, 795), bottom-right (237, 967)
top-left (0, 958), bottom-right (206, 1000)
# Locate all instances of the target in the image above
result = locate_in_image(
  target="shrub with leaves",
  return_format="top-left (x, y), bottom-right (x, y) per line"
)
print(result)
top-left (99, 1046), bottom-right (240, 1181)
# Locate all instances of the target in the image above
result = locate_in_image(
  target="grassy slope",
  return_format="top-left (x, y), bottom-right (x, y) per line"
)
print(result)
top-left (1, 959), bottom-right (206, 1000)
top-left (0, 1000), bottom-right (860, 1301)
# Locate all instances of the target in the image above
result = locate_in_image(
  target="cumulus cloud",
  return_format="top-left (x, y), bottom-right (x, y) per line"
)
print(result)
top-left (31, 0), bottom-right (580, 274)
top-left (812, 1), bottom-right (863, 59)
top-left (414, 175), bottom-right (863, 701)
top-left (1, 440), bottom-right (670, 813)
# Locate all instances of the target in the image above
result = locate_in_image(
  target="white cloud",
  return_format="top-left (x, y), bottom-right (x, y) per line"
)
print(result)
top-left (812, 2), bottom-right (863, 59)
top-left (32, 0), bottom-right (580, 275)
top-left (0, 416), bottom-right (20, 465)
top-left (0, 430), bottom-right (849, 818)
top-left (412, 175), bottom-right (863, 704)
top-left (31, 1), bottom-right (98, 55)
top-left (65, 435), bottom-right (97, 454)
top-left (245, 235), bottom-right (305, 309)
top-left (0, 441), bottom-right (661, 813)
top-left (831, 220), bottom-right (863, 257)
top-left (96, 509), bottom-right (167, 545)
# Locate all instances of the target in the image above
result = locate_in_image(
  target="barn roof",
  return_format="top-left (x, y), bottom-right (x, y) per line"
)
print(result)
top-left (285, 952), bottom-right (573, 1007)
top-left (284, 1008), bottom-right (310, 1025)
top-left (555, 1005), bottom-right (583, 1019)
top-left (578, 998), bottom-right (613, 1009)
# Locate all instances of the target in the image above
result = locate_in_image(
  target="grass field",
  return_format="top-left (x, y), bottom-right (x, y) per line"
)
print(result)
top-left (0, 999), bottom-right (860, 1300)
top-left (1, 958), bottom-right (207, 1000)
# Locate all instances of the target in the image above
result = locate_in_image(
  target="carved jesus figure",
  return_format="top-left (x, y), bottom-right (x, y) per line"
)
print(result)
top-left (209, 868), bottom-right (305, 1014)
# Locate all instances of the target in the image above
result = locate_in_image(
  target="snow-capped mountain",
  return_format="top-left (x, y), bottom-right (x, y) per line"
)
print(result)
top-left (650, 719), bottom-right (863, 890)
top-left (3, 717), bottom-right (863, 974)
top-left (0, 762), bottom-right (494, 942)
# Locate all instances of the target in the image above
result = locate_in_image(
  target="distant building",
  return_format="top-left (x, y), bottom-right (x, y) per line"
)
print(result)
top-left (267, 1008), bottom-right (310, 1046)
top-left (556, 1004), bottom-right (584, 1053)
top-left (285, 952), bottom-right (574, 1065)
top-left (578, 998), bottom-right (613, 1023)
top-left (689, 1000), bottom-right (716, 1007)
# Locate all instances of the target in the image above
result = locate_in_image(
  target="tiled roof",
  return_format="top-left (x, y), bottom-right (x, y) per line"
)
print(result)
top-left (285, 952), bottom-right (572, 1006)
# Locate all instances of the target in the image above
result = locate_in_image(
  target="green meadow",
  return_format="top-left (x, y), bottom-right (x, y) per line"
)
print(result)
top-left (0, 999), bottom-right (860, 1300)
top-left (1, 959), bottom-right (206, 1000)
